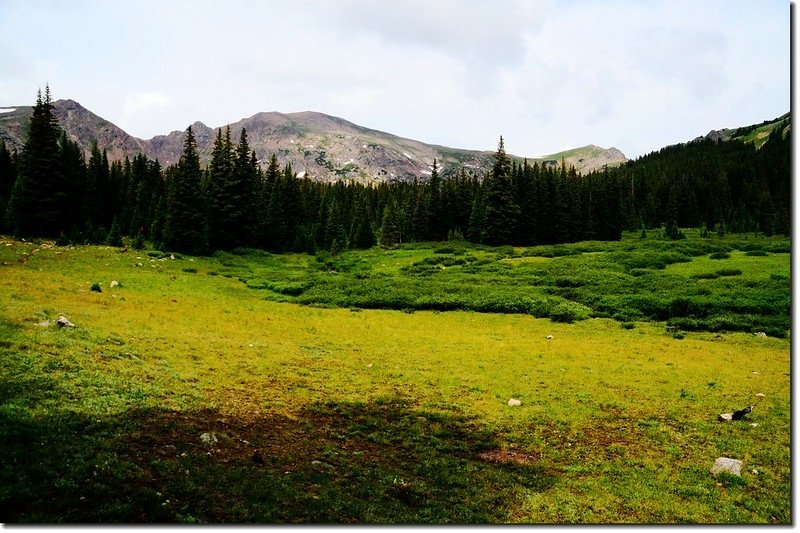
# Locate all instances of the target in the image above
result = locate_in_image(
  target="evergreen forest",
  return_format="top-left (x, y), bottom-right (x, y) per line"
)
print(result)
top-left (0, 88), bottom-right (791, 254)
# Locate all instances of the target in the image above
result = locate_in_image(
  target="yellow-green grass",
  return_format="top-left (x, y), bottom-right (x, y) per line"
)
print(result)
top-left (0, 238), bottom-right (790, 523)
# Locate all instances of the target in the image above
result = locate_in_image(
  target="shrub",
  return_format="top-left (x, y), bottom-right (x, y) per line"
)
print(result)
top-left (715, 268), bottom-right (742, 277)
top-left (182, 267), bottom-right (198, 274)
top-left (691, 272), bottom-right (720, 280)
top-left (767, 243), bottom-right (790, 254)
top-left (434, 245), bottom-right (464, 255)
top-left (621, 322), bottom-right (635, 330)
top-left (90, 282), bottom-right (102, 292)
top-left (549, 301), bottom-right (591, 324)
top-left (709, 252), bottom-right (730, 260)
top-left (744, 250), bottom-right (768, 257)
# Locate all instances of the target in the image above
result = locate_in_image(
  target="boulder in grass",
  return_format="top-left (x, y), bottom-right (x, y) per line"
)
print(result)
top-left (110, 280), bottom-right (119, 288)
top-left (710, 457), bottom-right (742, 477)
top-left (508, 398), bottom-right (522, 407)
top-left (718, 405), bottom-right (753, 422)
top-left (56, 316), bottom-right (75, 328)
top-left (200, 432), bottom-right (218, 445)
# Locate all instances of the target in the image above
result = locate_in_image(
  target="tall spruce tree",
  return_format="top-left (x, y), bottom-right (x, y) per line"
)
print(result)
top-left (480, 136), bottom-right (520, 245)
top-left (6, 86), bottom-right (66, 237)
top-left (163, 126), bottom-right (208, 254)
top-left (379, 198), bottom-right (401, 248)
top-left (0, 141), bottom-right (16, 232)
top-left (206, 126), bottom-right (234, 249)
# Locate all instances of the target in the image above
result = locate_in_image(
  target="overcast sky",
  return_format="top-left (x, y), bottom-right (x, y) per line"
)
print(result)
top-left (0, 0), bottom-right (790, 159)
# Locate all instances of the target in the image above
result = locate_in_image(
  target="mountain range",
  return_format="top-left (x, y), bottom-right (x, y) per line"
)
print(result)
top-left (0, 99), bottom-right (627, 182)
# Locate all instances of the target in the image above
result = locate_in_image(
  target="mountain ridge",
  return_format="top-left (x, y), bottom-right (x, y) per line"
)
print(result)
top-left (1, 98), bottom-right (627, 181)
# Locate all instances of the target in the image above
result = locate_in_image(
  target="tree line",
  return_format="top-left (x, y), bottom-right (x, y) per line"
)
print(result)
top-left (0, 88), bottom-right (790, 255)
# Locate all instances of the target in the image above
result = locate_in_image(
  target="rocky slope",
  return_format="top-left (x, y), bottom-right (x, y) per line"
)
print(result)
top-left (0, 99), bottom-right (628, 181)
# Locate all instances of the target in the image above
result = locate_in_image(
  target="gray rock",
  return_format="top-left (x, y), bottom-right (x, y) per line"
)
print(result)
top-left (200, 432), bottom-right (218, 445)
top-left (717, 412), bottom-right (733, 422)
top-left (508, 398), bottom-right (522, 407)
top-left (710, 457), bottom-right (742, 476)
top-left (755, 332), bottom-right (768, 338)
top-left (546, 335), bottom-right (554, 340)
top-left (38, 320), bottom-right (51, 327)
top-left (110, 280), bottom-right (119, 288)
top-left (56, 316), bottom-right (75, 328)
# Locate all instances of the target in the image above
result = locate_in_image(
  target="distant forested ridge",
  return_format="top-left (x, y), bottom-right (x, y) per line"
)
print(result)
top-left (0, 88), bottom-right (790, 254)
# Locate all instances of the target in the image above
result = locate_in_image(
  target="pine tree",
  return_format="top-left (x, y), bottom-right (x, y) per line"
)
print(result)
top-left (410, 188), bottom-right (430, 242)
top-left (0, 141), bottom-right (16, 233)
top-left (59, 132), bottom-right (86, 236)
top-left (349, 193), bottom-right (376, 249)
top-left (379, 198), bottom-right (401, 249)
top-left (467, 186), bottom-right (487, 243)
top-left (6, 86), bottom-right (66, 237)
top-left (163, 126), bottom-right (208, 254)
top-left (481, 136), bottom-right (520, 245)
top-left (206, 126), bottom-right (234, 249)
top-left (324, 196), bottom-right (348, 254)
top-left (427, 159), bottom-right (442, 240)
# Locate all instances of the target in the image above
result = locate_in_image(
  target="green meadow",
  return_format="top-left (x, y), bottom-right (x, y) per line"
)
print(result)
top-left (0, 230), bottom-right (790, 523)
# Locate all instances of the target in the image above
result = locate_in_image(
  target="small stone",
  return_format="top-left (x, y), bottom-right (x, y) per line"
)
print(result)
top-left (200, 432), bottom-right (218, 445)
top-left (508, 398), bottom-right (522, 407)
top-left (546, 335), bottom-right (554, 340)
top-left (752, 371), bottom-right (760, 375)
top-left (110, 280), bottom-right (119, 288)
top-left (750, 423), bottom-right (758, 428)
top-left (717, 413), bottom-right (733, 422)
top-left (56, 316), bottom-right (75, 328)
top-left (170, 254), bottom-right (175, 260)
top-left (710, 457), bottom-right (742, 477)
top-left (751, 468), bottom-right (759, 475)
top-left (755, 393), bottom-right (766, 398)
top-left (755, 332), bottom-right (767, 338)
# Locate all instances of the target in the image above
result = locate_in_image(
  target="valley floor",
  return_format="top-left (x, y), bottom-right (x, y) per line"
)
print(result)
top-left (0, 233), bottom-right (790, 523)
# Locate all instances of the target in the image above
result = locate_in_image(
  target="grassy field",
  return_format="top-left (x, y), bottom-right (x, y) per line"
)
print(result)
top-left (0, 231), bottom-right (790, 523)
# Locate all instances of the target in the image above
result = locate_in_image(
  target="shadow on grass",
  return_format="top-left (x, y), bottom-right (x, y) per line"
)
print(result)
top-left (0, 395), bottom-right (556, 524)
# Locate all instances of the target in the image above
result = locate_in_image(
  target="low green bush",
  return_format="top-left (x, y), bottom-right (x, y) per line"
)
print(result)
top-left (715, 268), bottom-right (743, 277)
top-left (709, 252), bottom-right (730, 260)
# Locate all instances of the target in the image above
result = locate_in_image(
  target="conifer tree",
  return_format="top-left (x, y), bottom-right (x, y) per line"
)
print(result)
top-left (206, 126), bottom-right (234, 249)
top-left (0, 141), bottom-right (16, 232)
top-left (410, 189), bottom-right (430, 242)
top-left (467, 186), bottom-right (487, 243)
top-left (427, 159), bottom-right (442, 240)
top-left (379, 198), bottom-right (401, 248)
top-left (6, 86), bottom-right (66, 237)
top-left (349, 193), bottom-right (376, 249)
top-left (480, 136), bottom-right (520, 245)
top-left (163, 126), bottom-right (208, 254)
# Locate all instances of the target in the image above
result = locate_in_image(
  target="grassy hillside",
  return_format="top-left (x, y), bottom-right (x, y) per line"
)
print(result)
top-left (0, 232), bottom-right (790, 523)
top-left (723, 113), bottom-right (790, 149)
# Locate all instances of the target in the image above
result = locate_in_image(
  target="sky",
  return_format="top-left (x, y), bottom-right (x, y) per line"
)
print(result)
top-left (0, 0), bottom-right (790, 159)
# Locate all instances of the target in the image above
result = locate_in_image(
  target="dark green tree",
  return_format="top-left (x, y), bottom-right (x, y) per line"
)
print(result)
top-left (163, 126), bottom-right (208, 254)
top-left (6, 86), bottom-right (66, 237)
top-left (0, 141), bottom-right (16, 232)
top-left (379, 198), bottom-right (402, 248)
top-left (480, 136), bottom-right (520, 245)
